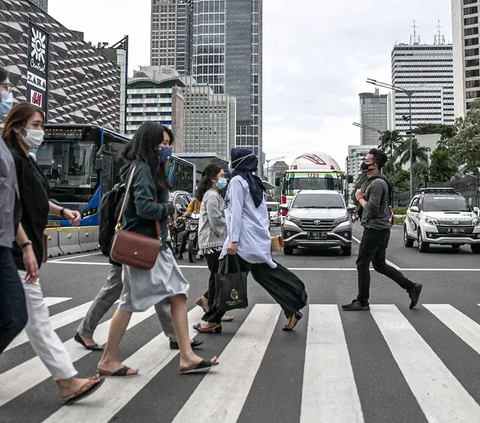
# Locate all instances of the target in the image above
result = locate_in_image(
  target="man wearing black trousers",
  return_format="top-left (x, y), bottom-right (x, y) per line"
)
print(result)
top-left (342, 149), bottom-right (422, 312)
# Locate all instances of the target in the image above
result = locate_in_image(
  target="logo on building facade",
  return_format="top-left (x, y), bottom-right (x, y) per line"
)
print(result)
top-left (27, 21), bottom-right (49, 115)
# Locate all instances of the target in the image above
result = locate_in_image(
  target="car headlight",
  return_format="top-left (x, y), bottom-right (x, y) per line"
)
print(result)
top-left (286, 215), bottom-right (302, 226)
top-left (424, 217), bottom-right (439, 225)
top-left (472, 217), bottom-right (480, 226)
top-left (335, 214), bottom-right (350, 224)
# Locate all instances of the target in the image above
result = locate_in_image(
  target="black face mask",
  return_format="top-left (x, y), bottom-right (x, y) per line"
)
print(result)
top-left (361, 162), bottom-right (375, 173)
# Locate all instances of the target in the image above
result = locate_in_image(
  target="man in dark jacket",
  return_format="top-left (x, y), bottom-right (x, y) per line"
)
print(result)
top-left (342, 149), bottom-right (422, 311)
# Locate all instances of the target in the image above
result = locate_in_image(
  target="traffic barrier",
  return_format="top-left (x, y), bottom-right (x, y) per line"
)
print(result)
top-left (78, 226), bottom-right (99, 251)
top-left (57, 227), bottom-right (82, 255)
top-left (44, 228), bottom-right (63, 258)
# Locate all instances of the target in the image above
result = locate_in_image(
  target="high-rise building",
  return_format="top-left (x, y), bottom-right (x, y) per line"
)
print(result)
top-left (193, 0), bottom-right (263, 173)
top-left (358, 88), bottom-right (388, 145)
top-left (346, 145), bottom-right (378, 194)
top-left (390, 28), bottom-right (454, 133)
top-left (452, 0), bottom-right (480, 118)
top-left (29, 0), bottom-right (47, 12)
top-left (150, 0), bottom-right (194, 75)
top-left (183, 85), bottom-right (236, 160)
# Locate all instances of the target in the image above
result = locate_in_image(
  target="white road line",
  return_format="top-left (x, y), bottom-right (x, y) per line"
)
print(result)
top-left (371, 305), bottom-right (480, 422)
top-left (6, 300), bottom-right (94, 351)
top-left (172, 304), bottom-right (281, 423)
top-left (46, 261), bottom-right (111, 266)
top-left (352, 236), bottom-right (402, 270)
top-left (301, 305), bottom-right (364, 423)
top-left (424, 305), bottom-right (480, 354)
top-left (403, 268), bottom-right (480, 272)
top-left (41, 306), bottom-right (204, 423)
top-left (49, 252), bottom-right (102, 262)
top-left (0, 307), bottom-right (156, 407)
top-left (44, 297), bottom-right (71, 307)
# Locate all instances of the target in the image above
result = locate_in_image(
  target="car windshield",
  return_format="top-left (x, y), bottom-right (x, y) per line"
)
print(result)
top-left (423, 196), bottom-right (471, 212)
top-left (292, 193), bottom-right (344, 209)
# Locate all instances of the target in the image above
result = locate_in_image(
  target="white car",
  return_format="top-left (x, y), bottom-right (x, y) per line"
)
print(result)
top-left (404, 188), bottom-right (480, 253)
top-left (266, 202), bottom-right (282, 226)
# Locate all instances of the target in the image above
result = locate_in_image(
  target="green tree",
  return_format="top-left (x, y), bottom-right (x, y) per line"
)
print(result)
top-left (414, 124), bottom-right (457, 140)
top-left (378, 130), bottom-right (403, 177)
top-left (397, 138), bottom-right (430, 168)
top-left (429, 147), bottom-right (457, 183)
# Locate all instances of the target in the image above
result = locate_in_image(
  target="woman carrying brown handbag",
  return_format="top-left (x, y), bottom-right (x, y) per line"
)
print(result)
top-left (97, 122), bottom-right (219, 376)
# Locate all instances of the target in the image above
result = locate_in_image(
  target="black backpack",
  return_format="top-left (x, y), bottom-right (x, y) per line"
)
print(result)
top-left (99, 183), bottom-right (125, 256)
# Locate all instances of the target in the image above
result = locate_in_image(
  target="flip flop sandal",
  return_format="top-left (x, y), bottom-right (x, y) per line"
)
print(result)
top-left (283, 311), bottom-right (303, 332)
top-left (97, 366), bottom-right (138, 377)
top-left (74, 334), bottom-right (104, 351)
top-left (193, 323), bottom-right (222, 334)
top-left (180, 359), bottom-right (219, 375)
top-left (221, 316), bottom-right (235, 322)
top-left (62, 377), bottom-right (105, 406)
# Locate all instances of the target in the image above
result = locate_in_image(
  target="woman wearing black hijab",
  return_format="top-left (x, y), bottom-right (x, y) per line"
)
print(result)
top-left (219, 148), bottom-right (308, 331)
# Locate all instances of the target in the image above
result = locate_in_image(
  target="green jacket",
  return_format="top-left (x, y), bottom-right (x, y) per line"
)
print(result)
top-left (120, 160), bottom-right (175, 249)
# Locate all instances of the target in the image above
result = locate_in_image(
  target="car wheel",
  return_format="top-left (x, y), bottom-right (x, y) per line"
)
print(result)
top-left (404, 226), bottom-right (414, 248)
top-left (471, 244), bottom-right (480, 254)
top-left (283, 246), bottom-right (294, 255)
top-left (342, 246), bottom-right (352, 256)
top-left (417, 229), bottom-right (430, 253)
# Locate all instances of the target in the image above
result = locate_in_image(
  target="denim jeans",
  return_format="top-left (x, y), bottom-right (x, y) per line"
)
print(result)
top-left (0, 246), bottom-right (28, 354)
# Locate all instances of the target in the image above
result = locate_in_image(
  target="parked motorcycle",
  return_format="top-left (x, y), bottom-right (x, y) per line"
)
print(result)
top-left (187, 211), bottom-right (200, 263)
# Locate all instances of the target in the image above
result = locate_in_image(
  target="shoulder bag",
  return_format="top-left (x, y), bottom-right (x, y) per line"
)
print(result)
top-left (110, 164), bottom-right (162, 270)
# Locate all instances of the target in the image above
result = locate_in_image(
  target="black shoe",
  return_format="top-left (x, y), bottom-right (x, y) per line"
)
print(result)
top-left (341, 299), bottom-right (370, 311)
top-left (170, 339), bottom-right (204, 350)
top-left (409, 283), bottom-right (423, 309)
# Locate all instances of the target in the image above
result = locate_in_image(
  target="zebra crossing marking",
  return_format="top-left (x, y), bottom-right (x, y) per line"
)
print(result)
top-left (301, 305), bottom-right (364, 423)
top-left (172, 304), bottom-right (282, 423)
top-left (6, 300), bottom-right (95, 351)
top-left (44, 297), bottom-right (71, 307)
top-left (0, 307), bottom-right (157, 407)
top-left (41, 306), bottom-right (204, 423)
top-left (370, 305), bottom-right (480, 423)
top-left (424, 304), bottom-right (480, 354)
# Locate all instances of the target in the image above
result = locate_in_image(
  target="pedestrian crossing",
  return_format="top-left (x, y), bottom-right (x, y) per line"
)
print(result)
top-left (0, 298), bottom-right (479, 423)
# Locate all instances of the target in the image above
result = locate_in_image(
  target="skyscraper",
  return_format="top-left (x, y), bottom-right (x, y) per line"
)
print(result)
top-left (390, 27), bottom-right (454, 133)
top-left (452, 0), bottom-right (480, 118)
top-left (150, 0), bottom-right (194, 75)
top-left (358, 88), bottom-right (388, 145)
top-left (193, 0), bottom-right (263, 172)
top-left (29, 0), bottom-right (47, 12)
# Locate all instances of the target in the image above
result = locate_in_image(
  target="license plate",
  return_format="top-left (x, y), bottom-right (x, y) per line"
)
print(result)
top-left (307, 232), bottom-right (327, 240)
top-left (449, 228), bottom-right (465, 234)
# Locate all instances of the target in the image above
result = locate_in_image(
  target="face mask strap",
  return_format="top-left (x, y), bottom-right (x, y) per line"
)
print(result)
top-left (231, 153), bottom-right (254, 171)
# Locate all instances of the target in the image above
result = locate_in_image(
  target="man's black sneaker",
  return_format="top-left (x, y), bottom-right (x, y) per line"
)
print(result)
top-left (170, 339), bottom-right (203, 350)
top-left (341, 300), bottom-right (370, 311)
top-left (409, 283), bottom-right (423, 309)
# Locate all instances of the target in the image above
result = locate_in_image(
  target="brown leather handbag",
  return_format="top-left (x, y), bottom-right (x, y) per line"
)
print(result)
top-left (110, 164), bottom-right (161, 270)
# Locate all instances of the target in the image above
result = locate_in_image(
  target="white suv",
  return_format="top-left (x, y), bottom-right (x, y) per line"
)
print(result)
top-left (404, 188), bottom-right (480, 253)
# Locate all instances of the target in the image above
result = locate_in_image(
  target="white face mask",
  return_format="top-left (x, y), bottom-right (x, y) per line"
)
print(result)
top-left (23, 129), bottom-right (44, 148)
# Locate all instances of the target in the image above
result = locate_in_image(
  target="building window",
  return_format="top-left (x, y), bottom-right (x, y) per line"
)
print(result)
top-left (465, 16), bottom-right (479, 25)
top-left (464, 6), bottom-right (478, 15)
top-left (466, 90), bottom-right (480, 99)
top-left (465, 27), bottom-right (479, 36)
top-left (465, 37), bottom-right (479, 46)
top-left (464, 0), bottom-right (478, 5)
top-left (466, 79), bottom-right (480, 88)
top-left (466, 69), bottom-right (480, 77)
top-left (466, 47), bottom-right (480, 57)
top-left (466, 58), bottom-right (480, 67)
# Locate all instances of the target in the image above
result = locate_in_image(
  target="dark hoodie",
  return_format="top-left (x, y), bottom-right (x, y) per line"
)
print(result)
top-left (119, 161), bottom-right (175, 249)
top-left (361, 174), bottom-right (392, 230)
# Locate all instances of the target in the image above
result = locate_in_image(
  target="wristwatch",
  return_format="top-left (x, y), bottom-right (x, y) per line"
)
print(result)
top-left (21, 241), bottom-right (33, 249)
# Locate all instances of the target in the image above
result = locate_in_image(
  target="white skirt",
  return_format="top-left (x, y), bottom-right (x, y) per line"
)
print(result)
top-left (118, 247), bottom-right (190, 313)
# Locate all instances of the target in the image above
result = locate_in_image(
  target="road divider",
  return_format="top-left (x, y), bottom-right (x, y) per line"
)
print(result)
top-left (44, 226), bottom-right (100, 258)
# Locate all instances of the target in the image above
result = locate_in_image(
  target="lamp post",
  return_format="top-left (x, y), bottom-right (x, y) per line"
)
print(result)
top-left (265, 156), bottom-right (286, 184)
top-left (367, 78), bottom-right (415, 200)
top-left (352, 121), bottom-right (382, 140)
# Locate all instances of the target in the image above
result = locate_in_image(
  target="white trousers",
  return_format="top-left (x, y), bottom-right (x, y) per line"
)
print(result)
top-left (19, 271), bottom-right (77, 381)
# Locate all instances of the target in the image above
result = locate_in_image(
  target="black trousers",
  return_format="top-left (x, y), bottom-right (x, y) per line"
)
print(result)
top-left (203, 254), bottom-right (308, 323)
top-left (356, 228), bottom-right (415, 303)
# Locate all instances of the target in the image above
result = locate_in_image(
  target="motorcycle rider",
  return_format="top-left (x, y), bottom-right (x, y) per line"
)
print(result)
top-left (177, 198), bottom-right (201, 260)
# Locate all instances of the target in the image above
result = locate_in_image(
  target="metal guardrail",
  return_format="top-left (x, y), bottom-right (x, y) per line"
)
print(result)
top-left (44, 226), bottom-right (100, 258)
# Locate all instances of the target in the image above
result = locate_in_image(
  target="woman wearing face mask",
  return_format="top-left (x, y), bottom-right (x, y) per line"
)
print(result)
top-left (193, 165), bottom-right (234, 333)
top-left (222, 149), bottom-right (308, 331)
top-left (98, 122), bottom-right (218, 376)
top-left (0, 67), bottom-right (30, 354)
top-left (3, 102), bottom-right (105, 404)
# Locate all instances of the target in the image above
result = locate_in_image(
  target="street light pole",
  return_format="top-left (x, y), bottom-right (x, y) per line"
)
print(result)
top-left (265, 156), bottom-right (286, 184)
top-left (367, 78), bottom-right (415, 200)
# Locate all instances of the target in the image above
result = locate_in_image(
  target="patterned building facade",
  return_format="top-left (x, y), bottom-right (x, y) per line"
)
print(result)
top-left (0, 0), bottom-right (121, 129)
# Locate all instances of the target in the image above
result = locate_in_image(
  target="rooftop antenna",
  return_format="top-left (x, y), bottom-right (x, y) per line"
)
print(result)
top-left (410, 20), bottom-right (421, 45)
top-left (434, 20), bottom-right (445, 45)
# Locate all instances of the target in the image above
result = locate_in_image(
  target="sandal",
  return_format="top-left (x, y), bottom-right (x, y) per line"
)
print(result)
top-left (193, 323), bottom-right (222, 334)
top-left (97, 365), bottom-right (138, 377)
top-left (283, 311), bottom-right (303, 331)
top-left (74, 333), bottom-right (104, 351)
top-left (180, 357), bottom-right (219, 375)
top-left (61, 377), bottom-right (105, 406)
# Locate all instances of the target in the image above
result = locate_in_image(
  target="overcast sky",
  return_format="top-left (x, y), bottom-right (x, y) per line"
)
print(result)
top-left (49, 0), bottom-right (452, 168)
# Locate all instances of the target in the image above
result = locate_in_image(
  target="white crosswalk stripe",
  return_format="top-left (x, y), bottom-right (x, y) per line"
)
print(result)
top-left (0, 299), bottom-right (479, 423)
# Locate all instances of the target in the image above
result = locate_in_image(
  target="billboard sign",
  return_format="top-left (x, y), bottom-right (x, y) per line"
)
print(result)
top-left (27, 21), bottom-right (49, 115)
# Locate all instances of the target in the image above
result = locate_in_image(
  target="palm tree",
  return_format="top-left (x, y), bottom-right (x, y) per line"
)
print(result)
top-left (378, 130), bottom-right (403, 177)
top-left (397, 138), bottom-right (430, 167)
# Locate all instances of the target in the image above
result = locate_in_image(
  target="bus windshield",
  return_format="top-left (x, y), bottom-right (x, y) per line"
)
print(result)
top-left (282, 172), bottom-right (342, 194)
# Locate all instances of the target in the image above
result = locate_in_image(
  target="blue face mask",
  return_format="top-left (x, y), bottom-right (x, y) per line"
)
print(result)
top-left (157, 146), bottom-right (172, 163)
top-left (228, 164), bottom-right (234, 174)
top-left (0, 91), bottom-right (13, 116)
top-left (216, 177), bottom-right (228, 190)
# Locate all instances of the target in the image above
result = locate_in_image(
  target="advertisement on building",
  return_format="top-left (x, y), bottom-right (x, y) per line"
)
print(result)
top-left (27, 21), bottom-right (49, 115)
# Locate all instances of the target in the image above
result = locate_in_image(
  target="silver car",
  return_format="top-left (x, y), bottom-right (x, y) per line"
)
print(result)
top-left (281, 190), bottom-right (353, 256)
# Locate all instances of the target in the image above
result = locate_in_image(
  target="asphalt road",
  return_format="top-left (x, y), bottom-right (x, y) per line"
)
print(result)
top-left (1, 223), bottom-right (479, 423)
